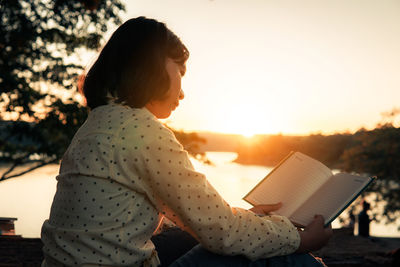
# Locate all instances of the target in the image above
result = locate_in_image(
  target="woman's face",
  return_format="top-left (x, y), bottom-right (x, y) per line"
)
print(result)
top-left (145, 58), bottom-right (185, 119)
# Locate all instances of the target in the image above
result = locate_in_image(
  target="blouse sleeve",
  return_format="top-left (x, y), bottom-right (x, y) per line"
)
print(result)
top-left (123, 123), bottom-right (300, 260)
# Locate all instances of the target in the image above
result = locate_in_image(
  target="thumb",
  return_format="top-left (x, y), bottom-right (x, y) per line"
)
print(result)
top-left (324, 223), bottom-right (333, 236)
top-left (250, 202), bottom-right (282, 215)
top-left (308, 215), bottom-right (325, 227)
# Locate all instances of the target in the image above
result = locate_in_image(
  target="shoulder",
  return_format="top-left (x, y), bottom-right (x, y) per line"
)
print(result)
top-left (109, 105), bottom-right (180, 148)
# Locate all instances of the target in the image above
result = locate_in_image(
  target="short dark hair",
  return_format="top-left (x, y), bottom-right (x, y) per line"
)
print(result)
top-left (81, 17), bottom-right (189, 109)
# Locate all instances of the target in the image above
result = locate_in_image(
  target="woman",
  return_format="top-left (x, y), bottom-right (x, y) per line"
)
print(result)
top-left (41, 17), bottom-right (332, 266)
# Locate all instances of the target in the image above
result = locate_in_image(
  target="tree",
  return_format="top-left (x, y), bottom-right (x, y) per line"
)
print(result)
top-left (170, 128), bottom-right (210, 164)
top-left (0, 0), bottom-right (125, 181)
top-left (0, 1), bottom-right (208, 181)
top-left (340, 109), bottom-right (400, 225)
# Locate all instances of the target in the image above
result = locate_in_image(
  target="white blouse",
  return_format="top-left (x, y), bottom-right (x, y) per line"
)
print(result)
top-left (41, 103), bottom-right (300, 266)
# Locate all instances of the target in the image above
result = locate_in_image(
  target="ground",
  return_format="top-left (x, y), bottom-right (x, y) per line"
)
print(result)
top-left (0, 228), bottom-right (399, 266)
top-left (313, 228), bottom-right (400, 266)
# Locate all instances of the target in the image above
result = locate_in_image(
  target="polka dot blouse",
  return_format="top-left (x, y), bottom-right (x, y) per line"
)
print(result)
top-left (41, 103), bottom-right (300, 266)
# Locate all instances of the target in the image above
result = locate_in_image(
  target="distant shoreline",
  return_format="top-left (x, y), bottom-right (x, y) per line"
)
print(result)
top-left (233, 155), bottom-right (276, 167)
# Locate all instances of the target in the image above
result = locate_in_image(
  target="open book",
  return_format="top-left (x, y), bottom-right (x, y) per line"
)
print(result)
top-left (243, 151), bottom-right (375, 227)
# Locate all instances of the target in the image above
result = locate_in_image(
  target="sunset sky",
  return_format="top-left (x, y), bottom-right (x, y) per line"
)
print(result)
top-left (111, 0), bottom-right (400, 136)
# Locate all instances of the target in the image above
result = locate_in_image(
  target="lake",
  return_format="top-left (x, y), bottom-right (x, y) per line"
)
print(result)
top-left (0, 152), bottom-right (399, 238)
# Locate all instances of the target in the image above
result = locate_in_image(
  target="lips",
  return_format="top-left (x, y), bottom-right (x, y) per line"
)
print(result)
top-left (171, 103), bottom-right (178, 111)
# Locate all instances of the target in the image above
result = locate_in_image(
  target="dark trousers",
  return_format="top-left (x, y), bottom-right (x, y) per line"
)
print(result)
top-left (151, 227), bottom-right (199, 266)
top-left (151, 227), bottom-right (326, 267)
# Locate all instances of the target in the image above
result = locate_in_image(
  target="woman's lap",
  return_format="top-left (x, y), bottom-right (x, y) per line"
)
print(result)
top-left (170, 245), bottom-right (325, 267)
top-left (151, 227), bottom-right (199, 266)
top-left (152, 227), bottom-right (326, 267)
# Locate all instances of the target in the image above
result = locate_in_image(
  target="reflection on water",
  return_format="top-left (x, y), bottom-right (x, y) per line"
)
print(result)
top-left (192, 152), bottom-right (270, 209)
top-left (0, 164), bottom-right (58, 238)
top-left (0, 152), bottom-right (399, 238)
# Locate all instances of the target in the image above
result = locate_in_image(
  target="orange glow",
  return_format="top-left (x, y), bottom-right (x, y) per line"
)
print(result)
top-left (242, 132), bottom-right (255, 139)
top-left (74, 1), bottom-right (400, 136)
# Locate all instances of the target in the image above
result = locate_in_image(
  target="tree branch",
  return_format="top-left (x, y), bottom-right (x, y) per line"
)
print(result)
top-left (0, 160), bottom-right (20, 181)
top-left (0, 158), bottom-right (58, 182)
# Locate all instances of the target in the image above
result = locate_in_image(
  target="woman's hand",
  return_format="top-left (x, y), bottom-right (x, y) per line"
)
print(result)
top-left (249, 202), bottom-right (282, 216)
top-left (296, 215), bottom-right (333, 253)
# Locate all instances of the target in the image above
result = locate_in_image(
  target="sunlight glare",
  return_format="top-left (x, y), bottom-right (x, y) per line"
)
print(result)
top-left (216, 106), bottom-right (273, 136)
top-left (242, 131), bottom-right (255, 138)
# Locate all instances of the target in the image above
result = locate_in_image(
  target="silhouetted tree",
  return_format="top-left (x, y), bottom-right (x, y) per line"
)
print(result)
top-left (0, 0), bottom-right (125, 181)
top-left (340, 124), bottom-right (400, 225)
top-left (170, 128), bottom-right (210, 164)
top-left (0, 1), bottom-right (208, 181)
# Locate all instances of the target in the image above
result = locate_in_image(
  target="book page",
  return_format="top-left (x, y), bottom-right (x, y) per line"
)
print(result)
top-left (290, 173), bottom-right (372, 226)
top-left (244, 152), bottom-right (333, 217)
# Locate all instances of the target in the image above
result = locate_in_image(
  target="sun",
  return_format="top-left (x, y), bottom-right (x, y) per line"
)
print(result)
top-left (241, 131), bottom-right (255, 138)
top-left (216, 113), bottom-right (264, 137)
top-left (213, 106), bottom-right (275, 136)
top-left (242, 132), bottom-right (255, 139)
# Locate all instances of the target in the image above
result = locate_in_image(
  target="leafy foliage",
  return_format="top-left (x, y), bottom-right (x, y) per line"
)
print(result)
top-left (0, 1), bottom-right (208, 181)
top-left (0, 0), bottom-right (125, 181)
top-left (341, 125), bottom-right (400, 224)
top-left (169, 128), bottom-right (210, 164)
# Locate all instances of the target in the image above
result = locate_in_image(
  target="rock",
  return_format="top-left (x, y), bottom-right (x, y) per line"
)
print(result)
top-left (0, 236), bottom-right (43, 267)
top-left (313, 228), bottom-right (400, 266)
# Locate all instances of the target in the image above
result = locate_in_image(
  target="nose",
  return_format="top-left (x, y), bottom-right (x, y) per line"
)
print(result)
top-left (179, 89), bottom-right (185, 100)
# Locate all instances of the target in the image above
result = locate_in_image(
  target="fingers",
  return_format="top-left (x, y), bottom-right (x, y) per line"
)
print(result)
top-left (298, 215), bottom-right (333, 252)
top-left (308, 215), bottom-right (333, 240)
top-left (324, 224), bottom-right (333, 236)
top-left (260, 202), bottom-right (282, 211)
top-left (314, 214), bottom-right (325, 223)
top-left (250, 202), bottom-right (282, 215)
top-left (258, 202), bottom-right (282, 214)
top-left (308, 214), bottom-right (325, 227)
top-left (311, 215), bottom-right (333, 235)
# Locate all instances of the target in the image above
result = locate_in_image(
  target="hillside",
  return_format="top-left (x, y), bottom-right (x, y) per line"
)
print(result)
top-left (196, 132), bottom-right (248, 152)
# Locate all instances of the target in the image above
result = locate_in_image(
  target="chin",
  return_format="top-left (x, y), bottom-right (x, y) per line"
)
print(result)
top-left (156, 111), bottom-right (172, 119)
